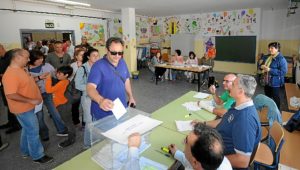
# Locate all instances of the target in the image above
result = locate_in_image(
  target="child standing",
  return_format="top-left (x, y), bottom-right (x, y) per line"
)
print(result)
top-left (45, 65), bottom-right (75, 148)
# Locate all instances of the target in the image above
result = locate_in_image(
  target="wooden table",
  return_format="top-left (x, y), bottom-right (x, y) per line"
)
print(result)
top-left (280, 111), bottom-right (300, 169)
top-left (284, 83), bottom-right (300, 111)
top-left (155, 64), bottom-right (210, 92)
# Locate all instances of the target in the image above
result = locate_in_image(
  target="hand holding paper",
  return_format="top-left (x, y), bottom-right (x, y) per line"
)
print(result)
top-left (112, 98), bottom-right (127, 120)
top-left (199, 100), bottom-right (214, 113)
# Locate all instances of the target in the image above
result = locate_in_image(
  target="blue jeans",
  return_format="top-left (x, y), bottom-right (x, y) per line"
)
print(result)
top-left (81, 95), bottom-right (92, 147)
top-left (42, 93), bottom-right (67, 133)
top-left (36, 110), bottom-right (49, 140)
top-left (16, 109), bottom-right (45, 160)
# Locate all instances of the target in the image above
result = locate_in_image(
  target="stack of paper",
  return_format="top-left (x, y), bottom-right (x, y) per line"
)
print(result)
top-left (182, 102), bottom-right (201, 111)
top-left (101, 114), bottom-right (162, 144)
top-left (193, 92), bottom-right (210, 99)
top-left (175, 120), bottom-right (193, 132)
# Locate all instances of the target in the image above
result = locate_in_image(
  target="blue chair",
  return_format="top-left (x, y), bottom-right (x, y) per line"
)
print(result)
top-left (253, 121), bottom-right (285, 170)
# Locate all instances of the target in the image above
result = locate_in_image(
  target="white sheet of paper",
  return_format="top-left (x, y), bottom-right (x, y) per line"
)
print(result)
top-left (278, 163), bottom-right (297, 170)
top-left (139, 156), bottom-right (168, 170)
top-left (34, 101), bottom-right (43, 114)
top-left (182, 102), bottom-right (201, 111)
top-left (112, 98), bottom-right (127, 120)
top-left (175, 120), bottom-right (193, 132)
top-left (102, 114), bottom-right (162, 144)
top-left (193, 92), bottom-right (210, 99)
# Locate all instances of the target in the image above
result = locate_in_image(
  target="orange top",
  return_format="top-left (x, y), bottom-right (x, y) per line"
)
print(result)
top-left (45, 77), bottom-right (69, 107)
top-left (207, 47), bottom-right (216, 59)
top-left (2, 67), bottom-right (42, 114)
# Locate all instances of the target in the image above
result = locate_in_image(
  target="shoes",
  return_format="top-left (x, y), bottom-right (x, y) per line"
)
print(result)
top-left (56, 130), bottom-right (69, 137)
top-left (0, 123), bottom-right (10, 129)
top-left (33, 155), bottom-right (53, 164)
top-left (22, 154), bottom-right (29, 159)
top-left (5, 126), bottom-right (21, 134)
top-left (58, 138), bottom-right (75, 148)
top-left (0, 142), bottom-right (9, 151)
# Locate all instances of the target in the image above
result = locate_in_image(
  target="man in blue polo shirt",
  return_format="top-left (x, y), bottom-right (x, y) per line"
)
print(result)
top-left (87, 37), bottom-right (136, 120)
top-left (202, 74), bottom-right (261, 169)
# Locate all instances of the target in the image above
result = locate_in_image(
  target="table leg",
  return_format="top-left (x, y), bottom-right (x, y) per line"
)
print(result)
top-left (198, 72), bottom-right (201, 92)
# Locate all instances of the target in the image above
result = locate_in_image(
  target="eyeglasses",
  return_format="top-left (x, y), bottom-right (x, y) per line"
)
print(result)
top-left (109, 50), bottom-right (124, 56)
top-left (59, 57), bottom-right (63, 64)
top-left (223, 80), bottom-right (233, 83)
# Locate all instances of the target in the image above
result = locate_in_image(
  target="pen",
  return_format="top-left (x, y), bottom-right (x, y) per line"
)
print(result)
top-left (155, 150), bottom-right (170, 157)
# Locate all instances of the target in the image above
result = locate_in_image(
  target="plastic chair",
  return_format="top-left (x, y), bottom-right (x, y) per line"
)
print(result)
top-left (249, 142), bottom-right (261, 166)
top-left (253, 121), bottom-right (285, 170)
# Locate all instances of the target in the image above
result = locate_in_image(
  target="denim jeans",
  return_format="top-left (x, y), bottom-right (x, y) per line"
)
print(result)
top-left (42, 93), bottom-right (67, 133)
top-left (81, 94), bottom-right (92, 147)
top-left (16, 109), bottom-right (45, 160)
top-left (36, 110), bottom-right (49, 140)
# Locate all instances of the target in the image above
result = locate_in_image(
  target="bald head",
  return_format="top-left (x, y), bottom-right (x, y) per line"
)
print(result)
top-left (223, 73), bottom-right (236, 90)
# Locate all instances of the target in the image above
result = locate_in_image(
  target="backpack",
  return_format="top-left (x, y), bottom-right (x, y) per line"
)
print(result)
top-left (65, 66), bottom-right (87, 104)
top-left (283, 109), bottom-right (300, 132)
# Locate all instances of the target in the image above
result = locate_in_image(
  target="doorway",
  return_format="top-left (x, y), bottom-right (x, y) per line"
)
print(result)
top-left (20, 29), bottom-right (75, 49)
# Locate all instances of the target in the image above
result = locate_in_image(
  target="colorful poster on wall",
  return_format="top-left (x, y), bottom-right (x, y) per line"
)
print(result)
top-left (203, 37), bottom-right (216, 59)
top-left (182, 16), bottom-right (201, 33)
top-left (110, 18), bottom-right (122, 38)
top-left (164, 17), bottom-right (181, 35)
top-left (136, 17), bottom-right (149, 42)
top-left (80, 22), bottom-right (105, 46)
top-left (201, 8), bottom-right (258, 36)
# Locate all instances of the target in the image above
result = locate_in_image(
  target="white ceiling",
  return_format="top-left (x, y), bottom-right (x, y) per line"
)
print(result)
top-left (74, 0), bottom-right (288, 16)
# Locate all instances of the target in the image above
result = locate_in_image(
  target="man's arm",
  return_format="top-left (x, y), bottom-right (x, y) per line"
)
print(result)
top-left (226, 153), bottom-right (250, 168)
top-left (86, 83), bottom-right (113, 111)
top-left (125, 79), bottom-right (136, 106)
top-left (213, 108), bottom-right (227, 117)
top-left (6, 93), bottom-right (42, 105)
top-left (206, 118), bottom-right (222, 128)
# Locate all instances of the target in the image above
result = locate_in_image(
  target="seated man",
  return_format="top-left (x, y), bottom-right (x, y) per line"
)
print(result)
top-left (201, 74), bottom-right (261, 169)
top-left (168, 123), bottom-right (232, 170)
top-left (199, 74), bottom-right (236, 117)
top-left (124, 124), bottom-right (232, 170)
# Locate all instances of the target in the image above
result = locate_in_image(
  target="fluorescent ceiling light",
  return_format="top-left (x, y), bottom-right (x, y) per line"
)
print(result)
top-left (44, 0), bottom-right (91, 7)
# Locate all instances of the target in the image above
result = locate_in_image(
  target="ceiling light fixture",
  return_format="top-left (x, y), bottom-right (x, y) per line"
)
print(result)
top-left (44, 0), bottom-right (91, 7)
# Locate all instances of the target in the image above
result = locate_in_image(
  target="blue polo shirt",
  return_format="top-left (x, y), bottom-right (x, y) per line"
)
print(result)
top-left (88, 57), bottom-right (130, 120)
top-left (216, 100), bottom-right (261, 158)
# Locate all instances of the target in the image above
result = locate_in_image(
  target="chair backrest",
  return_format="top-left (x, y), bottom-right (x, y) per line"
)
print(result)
top-left (249, 142), bottom-right (261, 166)
top-left (257, 107), bottom-right (269, 125)
top-left (269, 121), bottom-right (284, 152)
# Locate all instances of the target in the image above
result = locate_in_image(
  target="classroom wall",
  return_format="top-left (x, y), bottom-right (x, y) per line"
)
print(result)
top-left (0, 0), bottom-right (109, 55)
top-left (259, 8), bottom-right (300, 57)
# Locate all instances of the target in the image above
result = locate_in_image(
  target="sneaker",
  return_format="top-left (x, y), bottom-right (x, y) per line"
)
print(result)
top-left (58, 139), bottom-right (75, 148)
top-left (56, 130), bottom-right (68, 137)
top-left (33, 155), bottom-right (53, 164)
top-left (22, 154), bottom-right (29, 159)
top-left (0, 142), bottom-right (9, 151)
top-left (5, 126), bottom-right (21, 134)
top-left (0, 123), bottom-right (10, 129)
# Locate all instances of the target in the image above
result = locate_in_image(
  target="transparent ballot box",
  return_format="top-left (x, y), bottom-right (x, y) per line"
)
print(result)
top-left (90, 108), bottom-right (160, 170)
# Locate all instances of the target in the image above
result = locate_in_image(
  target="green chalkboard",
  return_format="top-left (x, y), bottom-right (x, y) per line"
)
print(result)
top-left (215, 36), bottom-right (256, 64)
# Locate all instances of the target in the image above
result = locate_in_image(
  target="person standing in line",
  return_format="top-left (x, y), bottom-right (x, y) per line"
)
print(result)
top-left (87, 37), bottom-right (136, 120)
top-left (2, 48), bottom-right (53, 163)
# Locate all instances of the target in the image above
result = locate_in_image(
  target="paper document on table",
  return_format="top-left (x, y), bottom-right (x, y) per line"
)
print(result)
top-left (182, 102), bottom-right (201, 111)
top-left (278, 163), bottom-right (297, 170)
top-left (102, 114), bottom-right (162, 144)
top-left (175, 120), bottom-right (193, 132)
top-left (112, 98), bottom-right (127, 120)
top-left (193, 92), bottom-right (210, 99)
top-left (139, 156), bottom-right (168, 170)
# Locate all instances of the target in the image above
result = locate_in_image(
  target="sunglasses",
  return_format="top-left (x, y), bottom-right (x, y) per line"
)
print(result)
top-left (59, 57), bottom-right (63, 64)
top-left (109, 50), bottom-right (124, 56)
